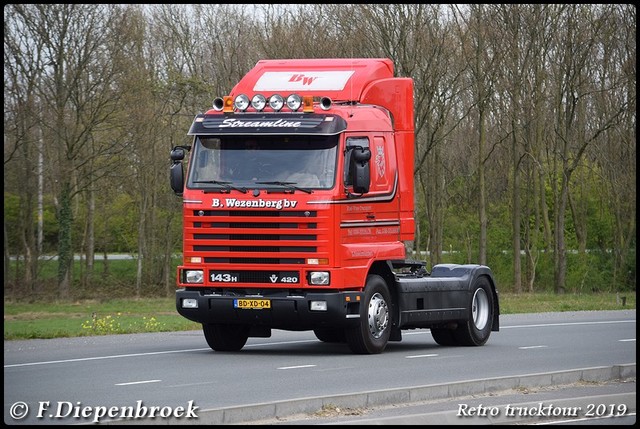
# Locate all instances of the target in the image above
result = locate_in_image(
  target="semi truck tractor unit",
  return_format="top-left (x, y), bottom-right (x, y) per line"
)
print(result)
top-left (170, 58), bottom-right (499, 354)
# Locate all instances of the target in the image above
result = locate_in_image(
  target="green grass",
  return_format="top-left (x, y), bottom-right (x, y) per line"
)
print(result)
top-left (3, 292), bottom-right (635, 341)
top-left (498, 291), bottom-right (635, 313)
top-left (4, 298), bottom-right (199, 340)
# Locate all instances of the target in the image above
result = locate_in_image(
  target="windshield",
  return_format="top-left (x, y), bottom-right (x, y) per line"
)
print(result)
top-left (186, 135), bottom-right (338, 190)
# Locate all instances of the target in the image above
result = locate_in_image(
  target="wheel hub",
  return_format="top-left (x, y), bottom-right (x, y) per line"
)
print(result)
top-left (368, 293), bottom-right (389, 338)
top-left (472, 288), bottom-right (489, 331)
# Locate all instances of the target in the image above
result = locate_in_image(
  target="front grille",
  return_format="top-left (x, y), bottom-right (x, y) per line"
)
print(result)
top-left (205, 257), bottom-right (303, 264)
top-left (185, 209), bottom-right (329, 269)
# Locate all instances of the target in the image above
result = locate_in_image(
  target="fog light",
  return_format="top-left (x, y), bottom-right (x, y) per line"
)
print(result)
top-left (185, 270), bottom-right (204, 284)
top-left (182, 298), bottom-right (198, 309)
top-left (310, 301), bottom-right (327, 311)
top-left (309, 271), bottom-right (330, 285)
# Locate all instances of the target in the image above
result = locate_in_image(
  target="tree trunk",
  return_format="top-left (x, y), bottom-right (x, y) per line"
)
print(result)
top-left (478, 108), bottom-right (487, 266)
top-left (57, 182), bottom-right (73, 299)
top-left (511, 120), bottom-right (522, 293)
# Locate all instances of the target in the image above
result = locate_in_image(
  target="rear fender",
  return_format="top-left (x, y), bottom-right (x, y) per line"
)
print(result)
top-left (430, 264), bottom-right (500, 331)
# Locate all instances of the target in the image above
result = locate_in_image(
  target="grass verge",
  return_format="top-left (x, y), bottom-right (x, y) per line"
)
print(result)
top-left (3, 292), bottom-right (635, 341)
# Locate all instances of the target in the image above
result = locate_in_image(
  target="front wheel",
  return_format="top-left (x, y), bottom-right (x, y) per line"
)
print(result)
top-left (453, 276), bottom-right (494, 346)
top-left (345, 274), bottom-right (392, 354)
top-left (202, 323), bottom-right (250, 351)
top-left (313, 328), bottom-right (346, 343)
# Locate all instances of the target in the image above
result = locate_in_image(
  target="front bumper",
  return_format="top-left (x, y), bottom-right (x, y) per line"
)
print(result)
top-left (176, 288), bottom-right (363, 330)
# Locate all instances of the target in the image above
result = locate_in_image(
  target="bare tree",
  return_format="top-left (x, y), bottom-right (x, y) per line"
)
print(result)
top-left (546, 5), bottom-right (632, 292)
top-left (4, 5), bottom-right (47, 294)
top-left (588, 4), bottom-right (636, 289)
top-left (494, 5), bottom-right (550, 293)
top-left (452, 5), bottom-right (503, 266)
top-left (10, 5), bottom-right (130, 297)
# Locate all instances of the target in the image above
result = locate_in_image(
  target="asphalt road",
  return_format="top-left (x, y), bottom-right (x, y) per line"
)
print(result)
top-left (4, 310), bottom-right (636, 425)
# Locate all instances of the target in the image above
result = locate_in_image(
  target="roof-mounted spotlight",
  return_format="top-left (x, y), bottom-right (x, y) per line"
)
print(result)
top-left (268, 94), bottom-right (284, 112)
top-left (251, 94), bottom-right (267, 111)
top-left (286, 94), bottom-right (302, 111)
top-left (234, 94), bottom-right (250, 111)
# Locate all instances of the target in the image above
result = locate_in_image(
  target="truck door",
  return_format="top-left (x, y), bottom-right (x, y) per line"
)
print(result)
top-left (340, 133), bottom-right (401, 248)
top-left (343, 134), bottom-right (396, 195)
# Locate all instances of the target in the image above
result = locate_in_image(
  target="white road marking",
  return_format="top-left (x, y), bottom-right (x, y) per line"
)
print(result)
top-left (278, 364), bottom-right (317, 370)
top-left (115, 379), bottom-right (162, 386)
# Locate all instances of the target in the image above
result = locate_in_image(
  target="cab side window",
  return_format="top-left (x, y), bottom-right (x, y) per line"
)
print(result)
top-left (344, 137), bottom-right (370, 186)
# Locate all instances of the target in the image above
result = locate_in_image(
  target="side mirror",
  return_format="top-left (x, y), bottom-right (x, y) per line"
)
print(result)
top-left (170, 147), bottom-right (186, 195)
top-left (349, 146), bottom-right (371, 194)
top-left (170, 147), bottom-right (185, 161)
top-left (170, 162), bottom-right (184, 195)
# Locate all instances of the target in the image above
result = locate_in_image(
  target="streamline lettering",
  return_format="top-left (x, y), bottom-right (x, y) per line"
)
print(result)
top-left (219, 118), bottom-right (302, 128)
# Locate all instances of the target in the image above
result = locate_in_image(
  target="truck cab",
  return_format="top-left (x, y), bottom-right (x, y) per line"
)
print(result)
top-left (170, 58), bottom-right (499, 354)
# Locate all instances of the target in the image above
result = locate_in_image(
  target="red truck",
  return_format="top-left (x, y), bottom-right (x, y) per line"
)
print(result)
top-left (170, 58), bottom-right (499, 354)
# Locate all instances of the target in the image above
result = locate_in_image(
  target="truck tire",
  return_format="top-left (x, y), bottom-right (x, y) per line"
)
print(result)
top-left (430, 327), bottom-right (457, 346)
top-left (345, 274), bottom-right (391, 354)
top-left (430, 276), bottom-right (494, 347)
top-left (313, 328), bottom-right (346, 343)
top-left (202, 323), bottom-right (250, 352)
top-left (453, 276), bottom-right (494, 346)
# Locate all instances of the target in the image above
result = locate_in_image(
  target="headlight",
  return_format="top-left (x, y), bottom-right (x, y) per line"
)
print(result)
top-left (185, 270), bottom-right (204, 284)
top-left (309, 271), bottom-right (330, 285)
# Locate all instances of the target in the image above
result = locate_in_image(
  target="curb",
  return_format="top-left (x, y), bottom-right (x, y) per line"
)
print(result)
top-left (110, 363), bottom-right (635, 425)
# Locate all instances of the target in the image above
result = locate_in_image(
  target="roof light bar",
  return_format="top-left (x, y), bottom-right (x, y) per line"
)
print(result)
top-left (213, 93), bottom-right (318, 113)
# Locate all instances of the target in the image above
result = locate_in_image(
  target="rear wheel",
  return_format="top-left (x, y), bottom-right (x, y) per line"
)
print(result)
top-left (202, 323), bottom-right (250, 351)
top-left (430, 276), bottom-right (494, 346)
top-left (456, 277), bottom-right (494, 346)
top-left (345, 274), bottom-right (392, 354)
top-left (430, 327), bottom-right (457, 346)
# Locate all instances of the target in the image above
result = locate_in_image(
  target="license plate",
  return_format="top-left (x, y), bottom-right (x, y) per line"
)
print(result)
top-left (234, 299), bottom-right (271, 309)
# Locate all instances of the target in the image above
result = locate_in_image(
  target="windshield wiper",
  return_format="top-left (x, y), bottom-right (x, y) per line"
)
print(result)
top-left (255, 181), bottom-right (313, 194)
top-left (193, 180), bottom-right (247, 193)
